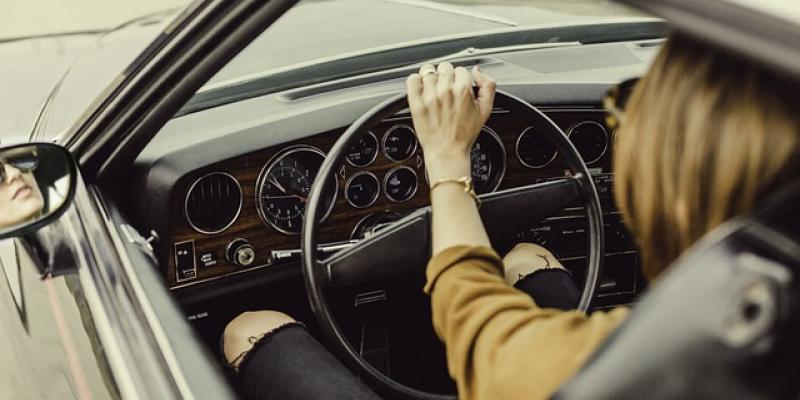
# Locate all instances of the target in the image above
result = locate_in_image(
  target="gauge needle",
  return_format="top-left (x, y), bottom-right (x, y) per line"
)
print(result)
top-left (269, 177), bottom-right (289, 194)
top-left (267, 195), bottom-right (308, 203)
top-left (267, 178), bottom-right (308, 203)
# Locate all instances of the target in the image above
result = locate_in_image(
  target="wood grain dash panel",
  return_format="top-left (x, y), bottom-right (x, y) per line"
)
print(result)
top-left (165, 109), bottom-right (611, 289)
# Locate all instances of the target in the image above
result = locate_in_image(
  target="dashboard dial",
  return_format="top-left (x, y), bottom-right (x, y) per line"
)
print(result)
top-left (383, 124), bottom-right (417, 162)
top-left (470, 128), bottom-right (507, 194)
top-left (256, 147), bottom-right (337, 235)
top-left (384, 166), bottom-right (418, 202)
top-left (346, 131), bottom-right (379, 167)
top-left (568, 121), bottom-right (608, 164)
top-left (345, 172), bottom-right (380, 208)
top-left (516, 126), bottom-right (558, 168)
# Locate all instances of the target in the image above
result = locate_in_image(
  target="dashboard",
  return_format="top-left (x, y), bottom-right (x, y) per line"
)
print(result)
top-left (164, 107), bottom-right (638, 303)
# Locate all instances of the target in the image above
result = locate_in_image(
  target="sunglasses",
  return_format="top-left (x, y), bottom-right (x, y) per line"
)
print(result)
top-left (0, 151), bottom-right (39, 183)
top-left (603, 78), bottom-right (639, 132)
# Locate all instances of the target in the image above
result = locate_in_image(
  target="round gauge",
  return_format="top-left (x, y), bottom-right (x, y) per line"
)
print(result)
top-left (383, 124), bottom-right (417, 162)
top-left (256, 147), bottom-right (338, 235)
top-left (470, 128), bottom-right (507, 194)
top-left (516, 126), bottom-right (558, 168)
top-left (346, 131), bottom-right (379, 167)
top-left (345, 172), bottom-right (380, 208)
top-left (383, 166), bottom-right (418, 202)
top-left (568, 121), bottom-right (609, 164)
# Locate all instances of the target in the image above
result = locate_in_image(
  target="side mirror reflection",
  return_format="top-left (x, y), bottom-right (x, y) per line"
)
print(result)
top-left (0, 143), bottom-right (76, 239)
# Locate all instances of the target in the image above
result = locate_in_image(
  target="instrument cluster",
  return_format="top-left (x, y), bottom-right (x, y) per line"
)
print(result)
top-left (249, 123), bottom-right (511, 235)
top-left (185, 114), bottom-right (612, 238)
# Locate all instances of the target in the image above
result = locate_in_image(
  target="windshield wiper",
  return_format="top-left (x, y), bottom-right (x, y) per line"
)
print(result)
top-left (419, 42), bottom-right (580, 65)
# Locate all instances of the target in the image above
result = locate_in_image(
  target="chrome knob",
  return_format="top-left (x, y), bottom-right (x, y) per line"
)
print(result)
top-left (226, 238), bottom-right (255, 268)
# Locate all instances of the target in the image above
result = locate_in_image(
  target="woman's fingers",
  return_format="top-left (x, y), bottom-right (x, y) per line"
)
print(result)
top-left (453, 66), bottom-right (472, 95)
top-left (472, 66), bottom-right (496, 119)
top-left (406, 73), bottom-right (423, 108)
top-left (420, 63), bottom-right (437, 97)
top-left (420, 63), bottom-right (436, 75)
top-left (436, 62), bottom-right (455, 95)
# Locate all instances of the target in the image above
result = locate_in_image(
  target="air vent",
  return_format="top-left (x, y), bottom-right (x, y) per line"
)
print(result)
top-left (185, 172), bottom-right (242, 234)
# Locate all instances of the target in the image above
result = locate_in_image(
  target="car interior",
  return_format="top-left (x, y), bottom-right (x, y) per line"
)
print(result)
top-left (109, 12), bottom-right (667, 396)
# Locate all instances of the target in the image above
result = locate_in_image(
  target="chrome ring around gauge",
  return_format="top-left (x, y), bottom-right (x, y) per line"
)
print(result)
top-left (345, 171), bottom-right (380, 208)
top-left (383, 166), bottom-right (418, 203)
top-left (255, 146), bottom-right (338, 235)
top-left (346, 131), bottom-right (379, 167)
top-left (515, 126), bottom-right (558, 169)
top-left (470, 127), bottom-right (507, 194)
top-left (382, 124), bottom-right (418, 162)
top-left (567, 121), bottom-right (609, 165)
top-left (184, 172), bottom-right (243, 235)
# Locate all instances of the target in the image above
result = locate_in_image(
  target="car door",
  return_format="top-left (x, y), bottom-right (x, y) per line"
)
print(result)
top-left (0, 236), bottom-right (114, 400)
top-left (2, 1), bottom-right (299, 399)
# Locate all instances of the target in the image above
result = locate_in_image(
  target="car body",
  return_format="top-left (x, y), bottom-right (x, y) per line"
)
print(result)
top-left (1, 0), bottom-right (796, 399)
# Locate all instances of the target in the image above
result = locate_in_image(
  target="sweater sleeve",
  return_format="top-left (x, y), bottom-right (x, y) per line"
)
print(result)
top-left (424, 246), bottom-right (629, 400)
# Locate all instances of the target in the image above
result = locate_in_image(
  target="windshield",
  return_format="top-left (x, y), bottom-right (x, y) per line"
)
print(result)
top-left (178, 0), bottom-right (653, 116)
top-left (206, 0), bottom-right (645, 86)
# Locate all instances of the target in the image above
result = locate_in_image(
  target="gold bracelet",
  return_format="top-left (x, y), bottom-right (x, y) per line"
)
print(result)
top-left (429, 176), bottom-right (481, 207)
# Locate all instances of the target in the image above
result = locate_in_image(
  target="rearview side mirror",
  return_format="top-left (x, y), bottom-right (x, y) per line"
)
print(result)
top-left (0, 143), bottom-right (77, 239)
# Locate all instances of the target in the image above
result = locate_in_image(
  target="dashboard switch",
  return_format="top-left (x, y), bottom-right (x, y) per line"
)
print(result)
top-left (175, 240), bottom-right (197, 282)
top-left (226, 239), bottom-right (256, 268)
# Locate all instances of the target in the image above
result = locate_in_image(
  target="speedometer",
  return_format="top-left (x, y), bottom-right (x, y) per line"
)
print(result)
top-left (256, 147), bottom-right (338, 235)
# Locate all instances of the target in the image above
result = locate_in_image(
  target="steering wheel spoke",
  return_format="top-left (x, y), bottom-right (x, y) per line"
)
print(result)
top-left (323, 208), bottom-right (431, 287)
top-left (480, 177), bottom-right (582, 238)
top-left (323, 177), bottom-right (582, 288)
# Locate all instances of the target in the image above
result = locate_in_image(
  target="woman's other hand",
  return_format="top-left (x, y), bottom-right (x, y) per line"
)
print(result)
top-left (502, 242), bottom-right (564, 286)
top-left (406, 62), bottom-right (496, 182)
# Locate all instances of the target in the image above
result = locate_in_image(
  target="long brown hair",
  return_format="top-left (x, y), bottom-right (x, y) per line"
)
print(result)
top-left (614, 34), bottom-right (800, 279)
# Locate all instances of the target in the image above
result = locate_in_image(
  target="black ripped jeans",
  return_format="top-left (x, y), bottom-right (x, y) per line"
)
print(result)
top-left (234, 269), bottom-right (579, 400)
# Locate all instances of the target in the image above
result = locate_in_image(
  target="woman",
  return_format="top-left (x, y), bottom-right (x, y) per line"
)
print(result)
top-left (221, 32), bottom-right (800, 399)
top-left (0, 150), bottom-right (44, 230)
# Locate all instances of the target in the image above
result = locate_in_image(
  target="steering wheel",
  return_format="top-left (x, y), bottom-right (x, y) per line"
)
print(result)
top-left (303, 90), bottom-right (604, 400)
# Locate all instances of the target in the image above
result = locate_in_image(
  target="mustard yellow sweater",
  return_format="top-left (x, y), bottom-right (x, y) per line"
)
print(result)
top-left (425, 246), bottom-right (629, 400)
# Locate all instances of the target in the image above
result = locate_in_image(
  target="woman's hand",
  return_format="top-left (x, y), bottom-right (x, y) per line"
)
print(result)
top-left (502, 243), bottom-right (564, 286)
top-left (406, 62), bottom-right (496, 183)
